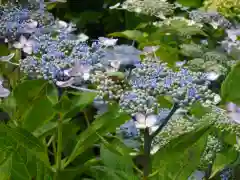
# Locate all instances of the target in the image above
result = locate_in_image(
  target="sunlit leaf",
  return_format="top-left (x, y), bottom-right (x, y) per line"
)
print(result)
top-left (221, 61), bottom-right (240, 105)
top-left (109, 30), bottom-right (147, 42)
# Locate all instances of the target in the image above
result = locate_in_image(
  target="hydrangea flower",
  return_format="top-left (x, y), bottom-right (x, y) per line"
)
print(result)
top-left (13, 35), bottom-right (36, 54)
top-left (0, 79), bottom-right (10, 98)
top-left (226, 102), bottom-right (240, 123)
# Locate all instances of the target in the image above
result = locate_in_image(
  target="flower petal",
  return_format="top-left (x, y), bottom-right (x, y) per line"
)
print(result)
top-left (56, 77), bottom-right (75, 87)
top-left (56, 20), bottom-right (68, 29)
top-left (23, 46), bottom-right (33, 54)
top-left (206, 71), bottom-right (220, 81)
top-left (27, 20), bottom-right (38, 28)
top-left (228, 112), bottom-right (240, 124)
top-left (19, 35), bottom-right (27, 45)
top-left (77, 33), bottom-right (89, 42)
top-left (226, 102), bottom-right (236, 112)
top-left (0, 53), bottom-right (15, 62)
top-left (145, 114), bottom-right (158, 127)
top-left (98, 37), bottom-right (118, 46)
top-left (83, 73), bottom-right (90, 81)
top-left (0, 86), bottom-right (10, 97)
top-left (213, 94), bottom-right (221, 104)
top-left (109, 3), bottom-right (121, 9)
top-left (188, 170), bottom-right (205, 180)
top-left (135, 112), bottom-right (146, 125)
top-left (13, 42), bottom-right (23, 49)
top-left (110, 60), bottom-right (120, 69)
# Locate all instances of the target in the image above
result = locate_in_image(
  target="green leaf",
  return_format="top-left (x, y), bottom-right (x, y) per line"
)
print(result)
top-left (152, 123), bottom-right (211, 179)
top-left (22, 97), bottom-right (56, 132)
top-left (66, 104), bottom-right (130, 165)
top-left (106, 72), bottom-right (125, 80)
top-left (46, 83), bottom-right (58, 105)
top-left (64, 92), bottom-right (97, 118)
top-left (0, 151), bottom-right (31, 180)
top-left (54, 92), bottom-right (96, 118)
top-left (100, 144), bottom-right (134, 174)
top-left (13, 80), bottom-right (48, 115)
top-left (33, 118), bottom-right (71, 138)
top-left (0, 125), bottom-right (50, 167)
top-left (46, 0), bottom-right (66, 10)
top-left (155, 45), bottom-right (179, 66)
top-left (36, 162), bottom-right (53, 180)
top-left (109, 30), bottom-right (147, 43)
top-left (0, 44), bottom-right (10, 56)
top-left (176, 0), bottom-right (202, 8)
top-left (210, 147), bottom-right (238, 178)
top-left (189, 101), bottom-right (211, 118)
top-left (221, 61), bottom-right (240, 105)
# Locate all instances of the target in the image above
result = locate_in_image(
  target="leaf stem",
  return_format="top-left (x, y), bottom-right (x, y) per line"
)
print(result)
top-left (143, 127), bottom-right (152, 178)
top-left (150, 103), bottom-right (178, 139)
top-left (142, 103), bottom-right (178, 179)
top-left (83, 110), bottom-right (90, 127)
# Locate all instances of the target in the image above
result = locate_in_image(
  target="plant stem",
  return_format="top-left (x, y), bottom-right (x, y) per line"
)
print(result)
top-left (143, 127), bottom-right (152, 179)
top-left (55, 113), bottom-right (63, 178)
top-left (150, 104), bottom-right (178, 139)
top-left (142, 104), bottom-right (178, 179)
top-left (83, 110), bottom-right (90, 127)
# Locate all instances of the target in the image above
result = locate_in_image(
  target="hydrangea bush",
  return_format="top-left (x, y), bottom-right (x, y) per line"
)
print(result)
top-left (0, 0), bottom-right (240, 179)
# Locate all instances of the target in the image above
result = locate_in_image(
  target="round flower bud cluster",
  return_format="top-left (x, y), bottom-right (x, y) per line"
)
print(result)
top-left (203, 51), bottom-right (228, 63)
top-left (110, 0), bottom-right (175, 19)
top-left (188, 58), bottom-right (227, 75)
top-left (152, 115), bottom-right (196, 148)
top-left (118, 0), bottom-right (175, 19)
top-left (91, 72), bottom-right (127, 101)
top-left (153, 16), bottom-right (204, 38)
top-left (163, 69), bottom-right (219, 106)
top-left (180, 43), bottom-right (206, 58)
top-left (189, 10), bottom-right (232, 29)
top-left (0, 2), bottom-right (54, 41)
top-left (119, 90), bottom-right (160, 116)
top-left (199, 135), bottom-right (222, 169)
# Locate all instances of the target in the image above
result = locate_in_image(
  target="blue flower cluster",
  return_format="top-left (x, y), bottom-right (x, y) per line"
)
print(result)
top-left (0, 1), bottom-right (221, 139)
top-left (0, 1), bottom-right (54, 42)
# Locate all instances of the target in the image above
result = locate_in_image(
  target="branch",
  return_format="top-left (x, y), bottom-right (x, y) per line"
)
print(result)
top-left (150, 103), bottom-right (178, 139)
